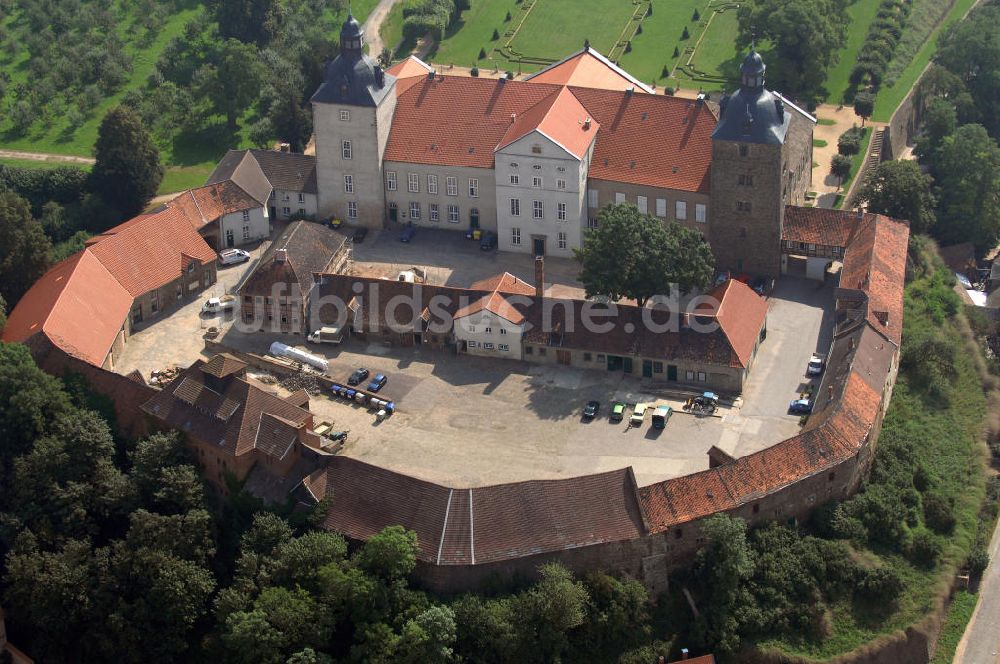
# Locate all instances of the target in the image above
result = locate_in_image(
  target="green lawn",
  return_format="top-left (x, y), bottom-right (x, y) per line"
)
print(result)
top-left (510, 0), bottom-right (634, 62)
top-left (873, 0), bottom-right (978, 121)
top-left (0, 157), bottom-right (89, 171)
top-left (837, 126), bottom-right (872, 206)
top-left (159, 164), bottom-right (217, 195)
top-left (823, 0), bottom-right (882, 104)
top-left (432, 0), bottom-right (521, 69)
top-left (930, 591), bottom-right (979, 664)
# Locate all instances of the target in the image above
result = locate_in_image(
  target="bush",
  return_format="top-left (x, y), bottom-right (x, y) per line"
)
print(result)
top-left (831, 154), bottom-right (852, 181)
top-left (681, 26), bottom-right (690, 39)
top-left (478, 47), bottom-right (486, 59)
top-left (923, 492), bottom-right (956, 534)
top-left (505, 70), bottom-right (514, 80)
top-left (470, 66), bottom-right (479, 77)
top-left (855, 567), bottom-right (904, 603)
top-left (505, 10), bottom-right (511, 21)
top-left (692, 9), bottom-right (700, 21)
top-left (908, 530), bottom-right (944, 568)
top-left (672, 46), bottom-right (679, 58)
top-left (492, 28), bottom-right (499, 40)
top-left (625, 40), bottom-right (632, 53)
top-left (968, 548), bottom-right (990, 576)
top-left (838, 131), bottom-right (862, 155)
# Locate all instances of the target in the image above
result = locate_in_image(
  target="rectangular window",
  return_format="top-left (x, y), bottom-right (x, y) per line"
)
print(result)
top-left (386, 171), bottom-right (397, 191)
top-left (532, 201), bottom-right (543, 220)
top-left (615, 192), bottom-right (625, 204)
top-left (739, 144), bottom-right (749, 157)
top-left (298, 208), bottom-right (305, 215)
top-left (532, 176), bottom-right (542, 188)
top-left (737, 201), bottom-right (753, 212)
top-left (469, 178), bottom-right (479, 197)
top-left (588, 189), bottom-right (598, 208)
top-left (656, 198), bottom-right (667, 217)
top-left (408, 173), bottom-right (419, 193)
top-left (653, 361), bottom-right (663, 373)
top-left (339, 109), bottom-right (350, 121)
top-left (344, 174), bottom-right (354, 193)
top-left (447, 204), bottom-right (460, 223)
top-left (282, 207), bottom-right (290, 216)
top-left (698, 371), bottom-right (707, 382)
top-left (587, 216), bottom-right (598, 229)
top-left (510, 198), bottom-right (520, 216)
top-left (525, 346), bottom-right (533, 355)
top-left (696, 203), bottom-right (707, 223)
top-left (446, 177), bottom-right (458, 196)
top-left (556, 178), bottom-right (567, 190)
top-left (558, 232), bottom-right (567, 249)
top-left (510, 174), bottom-right (519, 185)
top-left (342, 140), bottom-right (352, 159)
top-left (427, 174), bottom-right (438, 194)
top-left (739, 174), bottom-right (754, 186)
top-left (298, 193), bottom-right (305, 203)
top-left (242, 209), bottom-right (250, 223)
top-left (511, 227), bottom-right (521, 245)
top-left (583, 352), bottom-right (592, 362)
top-left (347, 201), bottom-right (358, 219)
top-left (429, 203), bottom-right (440, 222)
top-left (242, 224), bottom-right (250, 240)
top-left (483, 342), bottom-right (495, 350)
top-left (410, 202), bottom-right (420, 219)
top-left (467, 340), bottom-right (477, 349)
top-left (499, 328), bottom-right (507, 335)
top-left (499, 344), bottom-right (509, 352)
top-left (557, 202), bottom-right (567, 221)
top-left (485, 326), bottom-right (492, 334)
top-left (531, 145), bottom-right (542, 154)
top-left (637, 195), bottom-right (648, 214)
top-left (675, 201), bottom-right (687, 220)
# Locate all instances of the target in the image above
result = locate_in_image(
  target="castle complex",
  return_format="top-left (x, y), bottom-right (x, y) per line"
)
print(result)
top-left (312, 15), bottom-right (815, 276)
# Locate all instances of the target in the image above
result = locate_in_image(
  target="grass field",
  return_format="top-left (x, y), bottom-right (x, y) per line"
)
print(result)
top-left (0, 158), bottom-right (88, 171)
top-left (508, 0), bottom-right (634, 61)
top-left (823, 0), bottom-right (882, 103)
top-left (929, 590), bottom-right (978, 664)
top-left (836, 126), bottom-right (872, 207)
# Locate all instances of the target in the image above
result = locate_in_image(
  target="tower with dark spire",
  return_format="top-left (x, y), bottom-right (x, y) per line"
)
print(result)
top-left (707, 48), bottom-right (816, 276)
top-left (311, 12), bottom-right (398, 226)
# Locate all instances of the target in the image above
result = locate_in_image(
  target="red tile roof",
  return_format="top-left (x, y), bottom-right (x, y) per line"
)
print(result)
top-left (2, 251), bottom-right (132, 366)
top-left (453, 290), bottom-right (526, 325)
top-left (386, 55), bottom-right (433, 79)
top-left (526, 47), bottom-right (654, 93)
top-left (497, 87), bottom-right (599, 159)
top-left (87, 205), bottom-right (217, 298)
top-left (840, 214), bottom-right (909, 345)
top-left (168, 181), bottom-right (261, 230)
top-left (782, 206), bottom-right (862, 247)
top-left (469, 272), bottom-right (536, 296)
top-left (570, 87), bottom-right (717, 192)
top-left (698, 280), bottom-right (769, 368)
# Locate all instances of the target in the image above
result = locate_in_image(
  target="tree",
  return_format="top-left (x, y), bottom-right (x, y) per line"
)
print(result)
top-left (492, 28), bottom-right (499, 40)
top-left (830, 153), bottom-right (852, 187)
top-left (935, 3), bottom-right (1000, 139)
top-left (508, 564), bottom-right (589, 662)
top-left (354, 525), bottom-right (419, 581)
top-left (856, 160), bottom-right (936, 233)
top-left (681, 26), bottom-right (690, 39)
top-left (0, 191), bottom-right (52, 307)
top-left (89, 106), bottom-right (164, 219)
top-left (738, 0), bottom-right (849, 95)
top-left (692, 514), bottom-right (755, 655)
top-left (205, 39), bottom-right (266, 130)
top-left (398, 605), bottom-right (458, 663)
top-left (853, 91), bottom-right (875, 127)
top-left (0, 294), bottom-right (6, 334)
top-left (575, 203), bottom-right (714, 306)
top-left (210, 0), bottom-right (284, 47)
top-left (933, 124), bottom-right (1000, 250)
top-left (837, 130), bottom-right (861, 156)
top-left (915, 98), bottom-right (957, 167)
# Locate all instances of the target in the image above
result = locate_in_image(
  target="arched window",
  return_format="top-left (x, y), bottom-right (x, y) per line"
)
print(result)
top-left (470, 207), bottom-right (480, 228)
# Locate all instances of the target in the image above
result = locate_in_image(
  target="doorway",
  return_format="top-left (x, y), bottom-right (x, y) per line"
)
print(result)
top-left (532, 237), bottom-right (545, 256)
top-left (556, 350), bottom-right (571, 365)
top-left (388, 203), bottom-right (398, 223)
top-left (667, 365), bottom-right (678, 381)
top-left (470, 208), bottom-right (480, 229)
top-left (225, 229), bottom-right (235, 248)
top-left (642, 360), bottom-right (653, 378)
top-left (623, 357), bottom-right (633, 374)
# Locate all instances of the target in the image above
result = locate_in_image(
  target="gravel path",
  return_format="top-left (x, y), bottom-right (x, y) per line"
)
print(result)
top-left (0, 148), bottom-right (95, 165)
top-left (362, 0), bottom-right (401, 59)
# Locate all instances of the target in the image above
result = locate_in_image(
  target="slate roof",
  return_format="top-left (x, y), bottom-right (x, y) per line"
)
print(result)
top-left (322, 457), bottom-right (647, 565)
top-left (1, 251), bottom-right (132, 366)
top-left (526, 47), bottom-right (655, 93)
top-left (782, 206), bottom-right (862, 248)
top-left (248, 150), bottom-right (318, 194)
top-left (204, 152), bottom-right (273, 205)
top-left (239, 221), bottom-right (348, 297)
top-left (142, 359), bottom-right (313, 457)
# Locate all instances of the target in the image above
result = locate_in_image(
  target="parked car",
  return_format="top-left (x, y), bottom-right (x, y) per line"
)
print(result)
top-left (582, 400), bottom-right (600, 418)
top-left (201, 297), bottom-right (235, 315)
top-left (352, 227), bottom-right (368, 243)
top-left (807, 353), bottom-right (825, 376)
top-left (218, 248), bottom-right (250, 265)
top-left (307, 326), bottom-right (344, 345)
top-left (750, 275), bottom-right (772, 296)
top-left (630, 404), bottom-right (647, 427)
top-left (713, 271), bottom-right (730, 287)
top-left (400, 224), bottom-right (416, 242)
top-left (368, 373), bottom-right (388, 392)
top-left (347, 368), bottom-right (370, 386)
top-left (789, 398), bottom-right (813, 415)
top-left (480, 231), bottom-right (497, 251)
top-left (651, 405), bottom-right (673, 429)
top-left (610, 401), bottom-right (626, 422)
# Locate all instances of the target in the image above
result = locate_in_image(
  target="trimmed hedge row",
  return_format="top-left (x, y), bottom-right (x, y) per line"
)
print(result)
top-left (402, 0), bottom-right (470, 42)
top-left (851, 0), bottom-right (912, 91)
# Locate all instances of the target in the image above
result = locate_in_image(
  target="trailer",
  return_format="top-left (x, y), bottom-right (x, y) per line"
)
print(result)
top-left (268, 342), bottom-right (328, 373)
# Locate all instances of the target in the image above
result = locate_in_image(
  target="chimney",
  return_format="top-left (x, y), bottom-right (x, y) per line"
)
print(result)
top-left (534, 256), bottom-right (545, 298)
top-left (582, 117), bottom-right (592, 130)
top-left (275, 249), bottom-right (288, 263)
top-left (511, 112), bottom-right (517, 123)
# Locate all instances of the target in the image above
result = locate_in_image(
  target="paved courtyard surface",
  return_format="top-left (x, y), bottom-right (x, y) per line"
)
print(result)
top-left (206, 277), bottom-right (834, 488)
top-left (350, 227), bottom-right (587, 298)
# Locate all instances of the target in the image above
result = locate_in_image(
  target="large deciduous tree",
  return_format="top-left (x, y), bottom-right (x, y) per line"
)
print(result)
top-left (933, 124), bottom-right (1000, 251)
top-left (935, 3), bottom-right (1000, 139)
top-left (692, 514), bottom-right (755, 655)
top-left (857, 160), bottom-right (936, 233)
top-left (737, 0), bottom-right (849, 96)
top-left (89, 106), bottom-right (164, 219)
top-left (574, 203), bottom-right (714, 306)
top-left (210, 0), bottom-right (285, 47)
top-left (204, 39), bottom-right (267, 130)
top-left (0, 191), bottom-right (52, 308)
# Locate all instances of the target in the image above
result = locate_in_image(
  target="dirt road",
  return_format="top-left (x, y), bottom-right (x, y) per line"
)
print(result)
top-left (0, 149), bottom-right (95, 165)
top-left (362, 0), bottom-right (401, 58)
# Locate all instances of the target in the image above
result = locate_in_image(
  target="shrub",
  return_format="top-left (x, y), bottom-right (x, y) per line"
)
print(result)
top-left (922, 492), bottom-right (956, 534)
top-left (693, 9), bottom-right (700, 21)
top-left (855, 567), bottom-right (904, 603)
top-left (478, 47), bottom-right (486, 59)
top-left (907, 530), bottom-right (943, 568)
top-left (470, 66), bottom-right (479, 77)
top-left (681, 26), bottom-right (690, 39)
top-left (625, 41), bottom-right (632, 53)
top-left (664, 87), bottom-right (675, 96)
top-left (968, 548), bottom-right (990, 576)
top-left (505, 70), bottom-right (514, 80)
top-left (505, 10), bottom-right (511, 21)
top-left (636, 23), bottom-right (642, 35)
top-left (672, 46), bottom-right (679, 58)
top-left (662, 65), bottom-right (670, 77)
top-left (492, 28), bottom-right (499, 40)
top-left (838, 132), bottom-right (861, 155)
top-left (831, 154), bottom-right (852, 182)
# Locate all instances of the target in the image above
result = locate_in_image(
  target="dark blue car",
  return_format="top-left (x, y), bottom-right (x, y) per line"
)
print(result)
top-left (789, 398), bottom-right (812, 415)
top-left (368, 373), bottom-right (388, 392)
top-left (400, 224), bottom-right (416, 242)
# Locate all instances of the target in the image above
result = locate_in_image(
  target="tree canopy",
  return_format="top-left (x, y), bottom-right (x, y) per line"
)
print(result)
top-left (0, 191), bottom-right (53, 308)
top-left (931, 124), bottom-right (1000, 251)
top-left (89, 106), bottom-right (164, 220)
top-left (209, 0), bottom-right (285, 47)
top-left (856, 159), bottom-right (937, 233)
top-left (935, 3), bottom-right (1000, 139)
top-left (574, 203), bottom-right (714, 306)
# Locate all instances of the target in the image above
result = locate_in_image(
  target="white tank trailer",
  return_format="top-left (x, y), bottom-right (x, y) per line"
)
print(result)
top-left (268, 342), bottom-right (329, 373)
